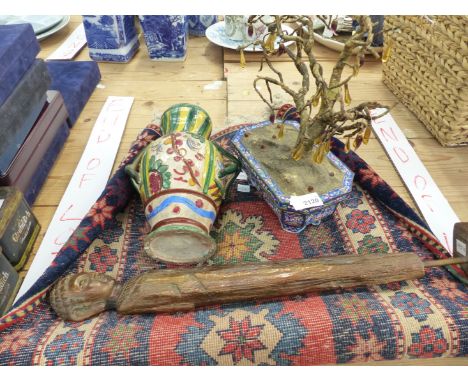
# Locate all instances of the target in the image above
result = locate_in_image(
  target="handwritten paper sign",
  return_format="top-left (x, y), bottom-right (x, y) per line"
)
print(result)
top-left (46, 23), bottom-right (87, 60)
top-left (237, 184), bottom-right (251, 193)
top-left (15, 96), bottom-right (134, 302)
top-left (290, 192), bottom-right (323, 211)
top-left (456, 239), bottom-right (466, 256)
top-left (371, 108), bottom-right (460, 254)
top-left (237, 171), bottom-right (248, 181)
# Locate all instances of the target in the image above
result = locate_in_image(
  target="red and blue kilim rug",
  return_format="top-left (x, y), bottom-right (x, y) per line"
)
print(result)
top-left (0, 121), bottom-right (466, 365)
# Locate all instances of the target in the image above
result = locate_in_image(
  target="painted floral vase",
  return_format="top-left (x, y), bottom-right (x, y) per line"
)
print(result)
top-left (232, 120), bottom-right (354, 233)
top-left (138, 16), bottom-right (188, 61)
top-left (224, 15), bottom-right (273, 42)
top-left (82, 15), bottom-right (139, 62)
top-left (188, 15), bottom-right (218, 36)
top-left (126, 104), bottom-right (240, 264)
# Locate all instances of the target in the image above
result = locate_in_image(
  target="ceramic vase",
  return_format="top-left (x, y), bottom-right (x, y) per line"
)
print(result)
top-left (126, 104), bottom-right (240, 264)
top-left (138, 16), bottom-right (188, 61)
top-left (188, 15), bottom-right (218, 36)
top-left (232, 121), bottom-right (354, 233)
top-left (224, 15), bottom-right (273, 43)
top-left (82, 15), bottom-right (139, 63)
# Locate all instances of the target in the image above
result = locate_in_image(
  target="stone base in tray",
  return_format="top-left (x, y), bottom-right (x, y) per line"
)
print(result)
top-left (232, 120), bottom-right (354, 232)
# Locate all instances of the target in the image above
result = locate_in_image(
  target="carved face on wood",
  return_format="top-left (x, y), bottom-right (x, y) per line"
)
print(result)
top-left (49, 273), bottom-right (116, 321)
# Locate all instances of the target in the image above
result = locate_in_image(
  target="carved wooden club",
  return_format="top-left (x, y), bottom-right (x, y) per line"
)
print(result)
top-left (49, 251), bottom-right (468, 322)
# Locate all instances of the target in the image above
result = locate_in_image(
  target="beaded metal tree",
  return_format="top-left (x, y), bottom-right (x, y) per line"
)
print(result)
top-left (239, 15), bottom-right (392, 163)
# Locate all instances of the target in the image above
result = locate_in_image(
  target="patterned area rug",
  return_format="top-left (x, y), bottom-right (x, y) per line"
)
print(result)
top-left (0, 123), bottom-right (466, 365)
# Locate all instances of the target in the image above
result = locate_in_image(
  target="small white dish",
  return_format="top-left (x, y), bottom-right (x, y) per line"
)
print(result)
top-left (205, 21), bottom-right (295, 52)
top-left (36, 16), bottom-right (70, 41)
top-left (0, 15), bottom-right (64, 35)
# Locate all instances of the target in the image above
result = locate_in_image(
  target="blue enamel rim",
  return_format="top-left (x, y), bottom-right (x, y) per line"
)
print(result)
top-left (231, 120), bottom-right (354, 209)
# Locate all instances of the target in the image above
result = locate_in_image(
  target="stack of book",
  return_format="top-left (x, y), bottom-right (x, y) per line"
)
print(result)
top-left (0, 23), bottom-right (71, 205)
top-left (0, 23), bottom-right (102, 314)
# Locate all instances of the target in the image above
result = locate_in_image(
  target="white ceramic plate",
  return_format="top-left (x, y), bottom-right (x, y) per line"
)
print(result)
top-left (313, 31), bottom-right (383, 54)
top-left (0, 15), bottom-right (64, 35)
top-left (206, 21), bottom-right (295, 52)
top-left (311, 17), bottom-right (326, 30)
top-left (36, 16), bottom-right (70, 41)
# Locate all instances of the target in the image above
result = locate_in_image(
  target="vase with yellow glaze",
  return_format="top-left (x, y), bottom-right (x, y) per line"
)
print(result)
top-left (126, 104), bottom-right (240, 264)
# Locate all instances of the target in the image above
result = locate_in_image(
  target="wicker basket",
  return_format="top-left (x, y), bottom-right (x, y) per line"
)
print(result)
top-left (383, 16), bottom-right (468, 146)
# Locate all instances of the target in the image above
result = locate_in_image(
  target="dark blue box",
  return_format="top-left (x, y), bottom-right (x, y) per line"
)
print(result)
top-left (24, 120), bottom-right (70, 205)
top-left (0, 24), bottom-right (40, 106)
top-left (0, 59), bottom-right (50, 177)
top-left (47, 60), bottom-right (101, 126)
top-left (0, 91), bottom-right (70, 205)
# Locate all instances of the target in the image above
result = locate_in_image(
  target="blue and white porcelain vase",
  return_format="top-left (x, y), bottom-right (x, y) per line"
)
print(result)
top-left (370, 15), bottom-right (384, 47)
top-left (138, 16), bottom-right (188, 61)
top-left (187, 15), bottom-right (218, 36)
top-left (82, 15), bottom-right (139, 63)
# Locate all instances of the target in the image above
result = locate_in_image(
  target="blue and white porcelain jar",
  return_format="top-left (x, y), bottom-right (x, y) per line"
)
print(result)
top-left (187, 15), bottom-right (218, 36)
top-left (138, 16), bottom-right (188, 61)
top-left (370, 15), bottom-right (384, 47)
top-left (82, 15), bottom-right (139, 63)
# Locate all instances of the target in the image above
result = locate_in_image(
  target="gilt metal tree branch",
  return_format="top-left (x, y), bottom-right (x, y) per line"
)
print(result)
top-left (240, 15), bottom-right (390, 163)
